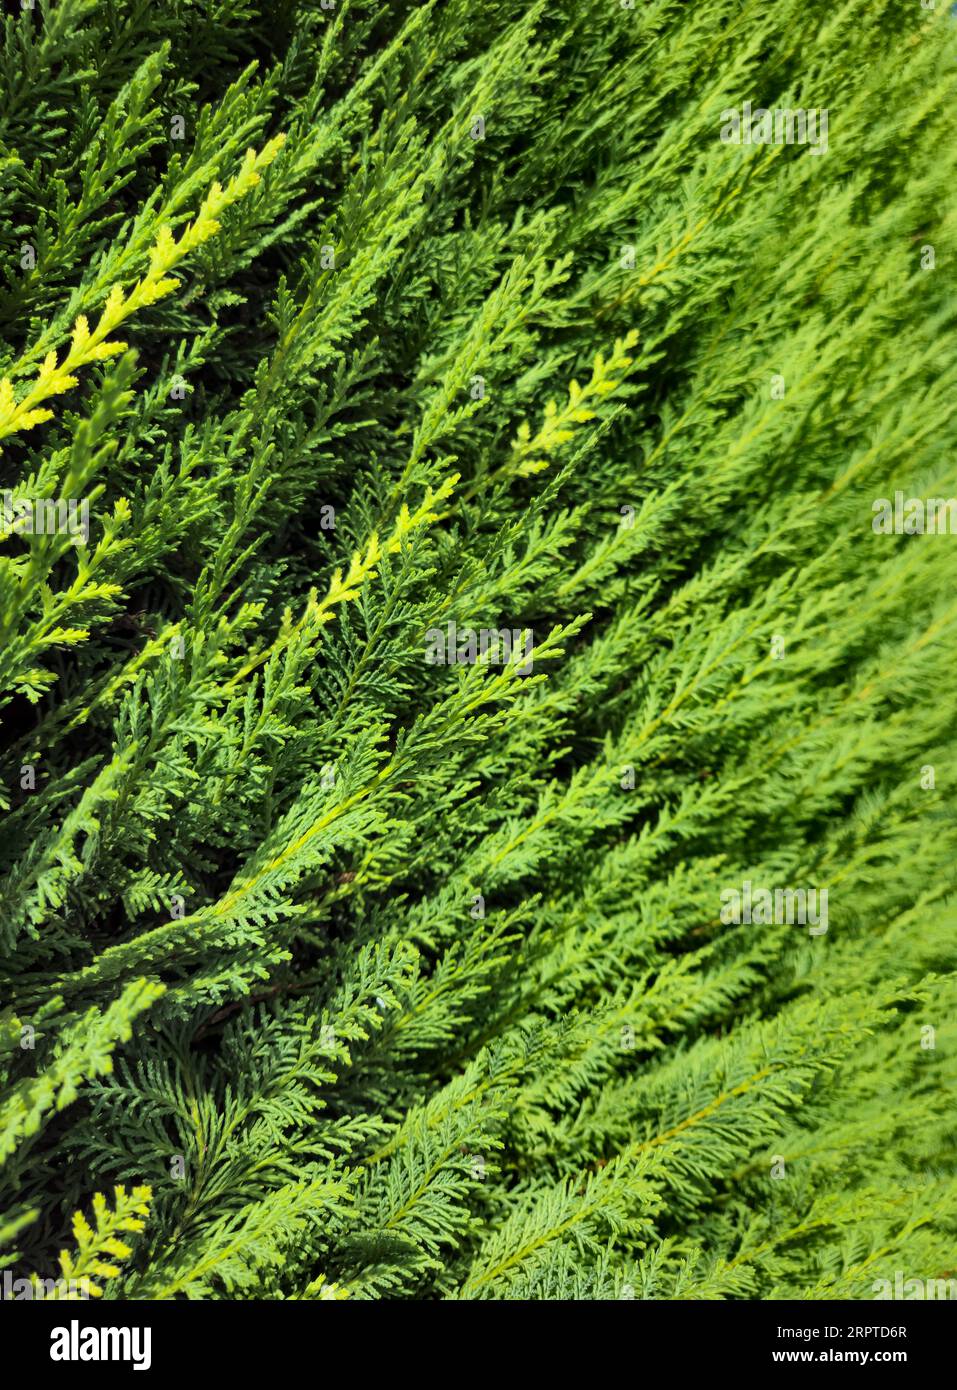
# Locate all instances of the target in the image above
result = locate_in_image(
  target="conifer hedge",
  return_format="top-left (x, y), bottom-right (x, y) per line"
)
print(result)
top-left (1, 0), bottom-right (955, 1302)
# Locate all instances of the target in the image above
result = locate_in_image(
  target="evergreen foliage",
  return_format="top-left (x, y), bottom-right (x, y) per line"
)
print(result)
top-left (0, 0), bottom-right (955, 1301)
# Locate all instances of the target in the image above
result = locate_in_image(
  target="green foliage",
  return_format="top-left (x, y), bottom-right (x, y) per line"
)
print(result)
top-left (46, 1183), bottom-right (152, 1298)
top-left (0, 0), bottom-right (955, 1301)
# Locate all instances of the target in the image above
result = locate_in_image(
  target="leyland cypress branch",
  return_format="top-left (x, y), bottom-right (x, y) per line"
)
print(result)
top-left (0, 0), bottom-right (954, 1310)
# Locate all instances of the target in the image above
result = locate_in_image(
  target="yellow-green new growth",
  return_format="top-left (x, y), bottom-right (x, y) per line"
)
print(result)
top-left (511, 329), bottom-right (640, 477)
top-left (0, 137), bottom-right (285, 447)
top-left (300, 1272), bottom-right (351, 1300)
top-left (31, 1184), bottom-right (152, 1298)
top-left (453, 330), bottom-right (640, 512)
top-left (225, 472), bottom-right (460, 692)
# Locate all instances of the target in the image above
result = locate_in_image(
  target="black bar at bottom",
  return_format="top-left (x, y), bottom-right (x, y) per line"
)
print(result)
top-left (4, 1298), bottom-right (952, 1375)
